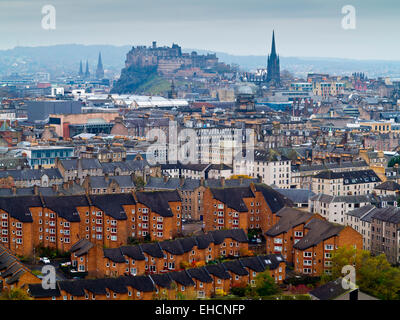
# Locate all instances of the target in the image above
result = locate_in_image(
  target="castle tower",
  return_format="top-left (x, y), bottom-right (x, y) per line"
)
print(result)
top-left (266, 30), bottom-right (280, 85)
top-left (85, 60), bottom-right (90, 79)
top-left (96, 52), bottom-right (104, 79)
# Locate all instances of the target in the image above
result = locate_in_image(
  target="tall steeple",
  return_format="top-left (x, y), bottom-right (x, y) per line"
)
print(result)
top-left (85, 60), bottom-right (90, 79)
top-left (96, 52), bottom-right (104, 79)
top-left (271, 30), bottom-right (276, 57)
top-left (78, 60), bottom-right (83, 77)
top-left (266, 30), bottom-right (280, 86)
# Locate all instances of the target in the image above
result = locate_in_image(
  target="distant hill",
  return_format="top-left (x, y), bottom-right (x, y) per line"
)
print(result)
top-left (1, 44), bottom-right (400, 79)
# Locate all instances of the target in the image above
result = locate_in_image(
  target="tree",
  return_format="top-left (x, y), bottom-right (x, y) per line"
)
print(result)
top-left (133, 176), bottom-right (145, 189)
top-left (253, 270), bottom-right (280, 297)
top-left (325, 245), bottom-right (400, 300)
top-left (388, 156), bottom-right (400, 168)
top-left (0, 288), bottom-right (32, 300)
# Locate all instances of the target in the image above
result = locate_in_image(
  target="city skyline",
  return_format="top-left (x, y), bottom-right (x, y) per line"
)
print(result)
top-left (0, 0), bottom-right (399, 61)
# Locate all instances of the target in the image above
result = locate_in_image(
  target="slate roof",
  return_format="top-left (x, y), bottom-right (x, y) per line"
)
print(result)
top-left (369, 206), bottom-right (400, 224)
top-left (109, 175), bottom-right (135, 188)
top-left (205, 178), bottom-right (259, 188)
top-left (0, 244), bottom-right (39, 285)
top-left (293, 218), bottom-right (344, 250)
top-left (89, 193), bottom-right (136, 220)
top-left (273, 188), bottom-right (315, 204)
top-left (159, 239), bottom-right (185, 255)
top-left (42, 195), bottom-right (87, 222)
top-left (136, 190), bottom-right (181, 217)
top-left (60, 158), bottom-right (102, 171)
top-left (88, 176), bottom-right (108, 189)
top-left (375, 180), bottom-right (400, 191)
top-left (265, 207), bottom-right (314, 237)
top-left (255, 184), bottom-right (294, 213)
top-left (150, 273), bottom-right (173, 288)
top-left (313, 170), bottom-right (381, 185)
top-left (294, 160), bottom-right (368, 173)
top-left (28, 284), bottom-right (61, 298)
top-left (120, 245), bottom-right (145, 260)
top-left (208, 229), bottom-right (248, 245)
top-left (0, 168), bottom-right (62, 181)
top-left (222, 260), bottom-right (249, 276)
top-left (168, 270), bottom-right (195, 286)
top-left (186, 267), bottom-right (213, 283)
top-left (70, 239), bottom-right (94, 257)
top-left (103, 248), bottom-right (126, 263)
top-left (204, 264), bottom-right (231, 279)
top-left (309, 278), bottom-right (350, 300)
top-left (209, 186), bottom-right (254, 212)
top-left (0, 195), bottom-right (42, 222)
top-left (28, 253), bottom-right (286, 298)
top-left (139, 242), bottom-right (164, 258)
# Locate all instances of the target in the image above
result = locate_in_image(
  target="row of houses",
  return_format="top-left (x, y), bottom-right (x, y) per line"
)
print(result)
top-left (28, 254), bottom-right (286, 300)
top-left (69, 229), bottom-right (249, 277)
top-left (0, 191), bottom-right (182, 256)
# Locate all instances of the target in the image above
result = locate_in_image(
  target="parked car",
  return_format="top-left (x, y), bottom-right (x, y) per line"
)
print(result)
top-left (39, 257), bottom-right (50, 264)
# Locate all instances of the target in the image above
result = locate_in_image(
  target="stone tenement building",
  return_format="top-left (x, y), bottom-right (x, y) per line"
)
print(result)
top-left (124, 41), bottom-right (219, 75)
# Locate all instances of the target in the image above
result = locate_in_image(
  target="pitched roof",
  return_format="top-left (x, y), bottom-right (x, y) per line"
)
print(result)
top-left (70, 239), bottom-right (94, 257)
top-left (375, 180), bottom-right (400, 191)
top-left (209, 186), bottom-right (254, 212)
top-left (313, 170), bottom-right (381, 185)
top-left (265, 207), bottom-right (314, 237)
top-left (255, 184), bottom-right (294, 213)
top-left (89, 193), bottom-right (136, 220)
top-left (293, 218), bottom-right (345, 250)
top-left (0, 196), bottom-right (42, 222)
top-left (136, 190), bottom-right (181, 217)
top-left (42, 195), bottom-right (87, 222)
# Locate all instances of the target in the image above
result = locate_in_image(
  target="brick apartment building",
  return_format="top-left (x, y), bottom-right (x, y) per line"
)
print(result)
top-left (265, 207), bottom-right (362, 276)
top-left (203, 183), bottom-right (293, 234)
top-left (0, 191), bottom-right (182, 257)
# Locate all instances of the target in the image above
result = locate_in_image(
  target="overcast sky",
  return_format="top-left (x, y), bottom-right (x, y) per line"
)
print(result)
top-left (0, 0), bottom-right (399, 60)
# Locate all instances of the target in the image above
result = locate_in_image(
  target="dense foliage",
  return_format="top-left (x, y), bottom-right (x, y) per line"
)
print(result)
top-left (322, 245), bottom-right (400, 300)
top-left (111, 65), bottom-right (158, 94)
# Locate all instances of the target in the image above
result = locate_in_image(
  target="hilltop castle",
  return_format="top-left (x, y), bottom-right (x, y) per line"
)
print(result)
top-left (124, 41), bottom-right (219, 75)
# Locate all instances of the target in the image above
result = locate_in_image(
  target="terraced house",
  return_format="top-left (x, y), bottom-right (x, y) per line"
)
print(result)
top-left (28, 254), bottom-right (286, 300)
top-left (0, 244), bottom-right (41, 292)
top-left (69, 229), bottom-right (248, 277)
top-left (203, 183), bottom-right (293, 234)
top-left (0, 191), bottom-right (182, 256)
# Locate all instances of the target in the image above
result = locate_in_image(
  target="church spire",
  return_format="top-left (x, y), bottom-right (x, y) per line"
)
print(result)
top-left (79, 60), bottom-right (83, 77)
top-left (271, 30), bottom-right (276, 57)
top-left (96, 52), bottom-right (104, 79)
top-left (85, 60), bottom-right (90, 78)
top-left (266, 30), bottom-right (280, 86)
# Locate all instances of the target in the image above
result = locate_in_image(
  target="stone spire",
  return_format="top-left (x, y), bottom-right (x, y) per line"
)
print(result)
top-left (266, 30), bottom-right (280, 85)
top-left (85, 60), bottom-right (90, 79)
top-left (96, 52), bottom-right (104, 79)
top-left (79, 60), bottom-right (83, 77)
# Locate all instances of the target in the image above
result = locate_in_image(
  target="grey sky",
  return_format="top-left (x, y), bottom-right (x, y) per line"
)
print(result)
top-left (0, 0), bottom-right (399, 60)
